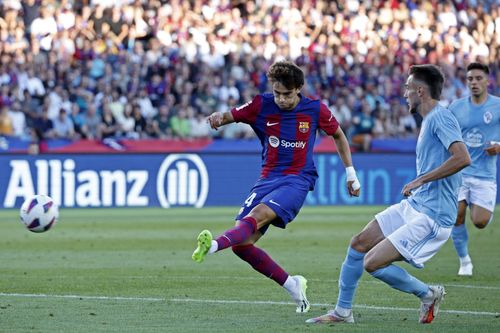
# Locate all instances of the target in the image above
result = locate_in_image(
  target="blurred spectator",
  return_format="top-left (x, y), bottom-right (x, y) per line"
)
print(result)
top-left (48, 85), bottom-right (64, 120)
top-left (396, 104), bottom-right (418, 138)
top-left (131, 104), bottom-right (147, 138)
top-left (80, 105), bottom-right (101, 139)
top-left (330, 96), bottom-right (352, 133)
top-left (8, 101), bottom-right (27, 137)
top-left (0, 105), bottom-right (13, 135)
top-left (119, 104), bottom-right (137, 139)
top-left (151, 104), bottom-right (172, 139)
top-left (170, 109), bottom-right (191, 139)
top-left (32, 108), bottom-right (54, 140)
top-left (136, 88), bottom-right (156, 119)
top-left (100, 103), bottom-right (119, 139)
top-left (0, 0), bottom-right (497, 150)
top-left (0, 84), bottom-right (14, 107)
top-left (69, 103), bottom-right (85, 138)
top-left (351, 100), bottom-right (375, 152)
top-left (25, 69), bottom-right (45, 99)
top-left (22, 0), bottom-right (41, 37)
top-left (146, 74), bottom-right (167, 107)
top-left (372, 109), bottom-right (392, 139)
top-left (52, 108), bottom-right (75, 139)
top-left (190, 113), bottom-right (211, 139)
top-left (107, 90), bottom-right (126, 122)
top-left (30, 5), bottom-right (57, 52)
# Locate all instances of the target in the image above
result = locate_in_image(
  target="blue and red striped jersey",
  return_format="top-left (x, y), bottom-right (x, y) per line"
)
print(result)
top-left (230, 93), bottom-right (339, 189)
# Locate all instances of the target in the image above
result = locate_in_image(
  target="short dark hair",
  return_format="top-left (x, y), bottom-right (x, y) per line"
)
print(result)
top-left (409, 64), bottom-right (445, 100)
top-left (267, 60), bottom-right (304, 90)
top-left (466, 62), bottom-right (489, 75)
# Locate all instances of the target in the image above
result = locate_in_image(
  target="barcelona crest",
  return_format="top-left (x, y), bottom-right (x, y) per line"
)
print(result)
top-left (299, 122), bottom-right (309, 133)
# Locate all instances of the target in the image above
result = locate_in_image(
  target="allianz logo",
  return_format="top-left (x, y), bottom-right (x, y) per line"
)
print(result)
top-left (156, 154), bottom-right (208, 208)
top-left (3, 154), bottom-right (208, 208)
top-left (268, 136), bottom-right (306, 149)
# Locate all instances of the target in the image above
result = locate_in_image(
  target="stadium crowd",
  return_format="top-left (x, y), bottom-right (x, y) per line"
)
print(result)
top-left (0, 0), bottom-right (498, 151)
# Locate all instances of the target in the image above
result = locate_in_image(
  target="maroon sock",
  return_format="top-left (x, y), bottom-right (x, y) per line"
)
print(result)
top-left (215, 217), bottom-right (257, 251)
top-left (232, 244), bottom-right (289, 286)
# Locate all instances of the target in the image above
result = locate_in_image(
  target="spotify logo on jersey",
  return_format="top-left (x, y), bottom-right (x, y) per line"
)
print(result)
top-left (269, 136), bottom-right (280, 148)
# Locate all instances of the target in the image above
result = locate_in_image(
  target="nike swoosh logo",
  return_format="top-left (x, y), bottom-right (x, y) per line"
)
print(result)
top-left (267, 122), bottom-right (279, 126)
top-left (269, 199), bottom-right (281, 206)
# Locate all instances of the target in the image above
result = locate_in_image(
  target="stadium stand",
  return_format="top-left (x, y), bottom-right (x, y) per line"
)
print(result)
top-left (0, 0), bottom-right (498, 153)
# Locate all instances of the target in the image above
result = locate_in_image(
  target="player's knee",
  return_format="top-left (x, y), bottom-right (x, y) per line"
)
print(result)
top-left (231, 245), bottom-right (241, 255)
top-left (247, 204), bottom-right (275, 227)
top-left (231, 244), bottom-right (252, 257)
top-left (350, 233), bottom-right (370, 253)
top-left (363, 254), bottom-right (377, 273)
top-left (472, 219), bottom-right (489, 229)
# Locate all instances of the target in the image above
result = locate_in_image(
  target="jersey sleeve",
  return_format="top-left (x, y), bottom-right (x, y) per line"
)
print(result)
top-left (230, 95), bottom-right (262, 125)
top-left (433, 110), bottom-right (464, 150)
top-left (319, 103), bottom-right (339, 135)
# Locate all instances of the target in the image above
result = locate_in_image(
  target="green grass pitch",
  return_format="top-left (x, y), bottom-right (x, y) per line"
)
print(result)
top-left (1, 206), bottom-right (499, 332)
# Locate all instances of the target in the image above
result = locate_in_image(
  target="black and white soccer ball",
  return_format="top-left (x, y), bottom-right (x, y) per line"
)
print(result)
top-left (19, 194), bottom-right (59, 233)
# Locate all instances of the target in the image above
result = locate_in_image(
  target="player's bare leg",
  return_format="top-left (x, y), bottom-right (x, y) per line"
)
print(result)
top-left (193, 203), bottom-right (310, 313)
top-left (365, 239), bottom-right (444, 323)
top-left (306, 220), bottom-right (385, 324)
top-left (233, 204), bottom-right (310, 313)
top-left (455, 203), bottom-right (493, 276)
top-left (469, 204), bottom-right (493, 229)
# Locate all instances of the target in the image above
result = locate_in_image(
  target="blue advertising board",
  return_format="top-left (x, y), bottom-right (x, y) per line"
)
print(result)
top-left (0, 153), bottom-right (498, 208)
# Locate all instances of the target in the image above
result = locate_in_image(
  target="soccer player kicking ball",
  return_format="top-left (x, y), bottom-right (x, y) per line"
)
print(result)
top-left (449, 62), bottom-right (500, 276)
top-left (306, 65), bottom-right (471, 324)
top-left (192, 60), bottom-right (360, 314)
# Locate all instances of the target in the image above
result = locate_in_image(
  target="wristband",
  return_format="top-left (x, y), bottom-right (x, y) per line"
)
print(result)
top-left (346, 166), bottom-right (360, 191)
top-left (346, 166), bottom-right (356, 180)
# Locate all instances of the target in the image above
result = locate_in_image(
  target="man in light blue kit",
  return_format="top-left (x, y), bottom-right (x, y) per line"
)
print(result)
top-left (306, 64), bottom-right (471, 325)
top-left (449, 62), bottom-right (500, 276)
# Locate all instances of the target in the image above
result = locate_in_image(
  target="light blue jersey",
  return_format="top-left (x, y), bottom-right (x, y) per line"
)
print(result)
top-left (449, 95), bottom-right (500, 181)
top-left (407, 105), bottom-right (464, 227)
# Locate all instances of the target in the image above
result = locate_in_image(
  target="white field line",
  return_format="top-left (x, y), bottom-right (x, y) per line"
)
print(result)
top-left (0, 293), bottom-right (498, 317)
top-left (2, 273), bottom-right (500, 291)
top-left (0, 293), bottom-right (163, 302)
top-left (165, 276), bottom-right (500, 291)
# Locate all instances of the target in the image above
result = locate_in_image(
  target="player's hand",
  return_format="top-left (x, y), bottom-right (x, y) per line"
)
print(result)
top-left (401, 178), bottom-right (423, 197)
top-left (346, 167), bottom-right (360, 197)
top-left (484, 142), bottom-right (500, 156)
top-left (347, 180), bottom-right (360, 197)
top-left (207, 112), bottom-right (223, 130)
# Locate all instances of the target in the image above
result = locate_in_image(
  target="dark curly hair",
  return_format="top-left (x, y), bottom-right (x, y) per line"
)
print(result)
top-left (267, 60), bottom-right (304, 90)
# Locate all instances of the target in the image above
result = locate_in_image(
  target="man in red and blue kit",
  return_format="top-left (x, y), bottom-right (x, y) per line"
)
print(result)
top-left (192, 60), bottom-right (361, 313)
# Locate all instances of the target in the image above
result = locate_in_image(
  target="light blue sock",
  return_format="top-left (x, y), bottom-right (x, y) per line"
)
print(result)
top-left (370, 265), bottom-right (428, 298)
top-left (336, 247), bottom-right (365, 309)
top-left (451, 224), bottom-right (469, 258)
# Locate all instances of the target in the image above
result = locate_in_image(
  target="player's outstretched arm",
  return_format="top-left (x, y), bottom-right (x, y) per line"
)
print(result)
top-left (207, 111), bottom-right (235, 130)
top-left (402, 141), bottom-right (471, 196)
top-left (332, 127), bottom-right (360, 197)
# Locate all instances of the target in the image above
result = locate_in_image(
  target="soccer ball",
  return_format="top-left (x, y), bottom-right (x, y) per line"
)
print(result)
top-left (20, 194), bottom-right (59, 233)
